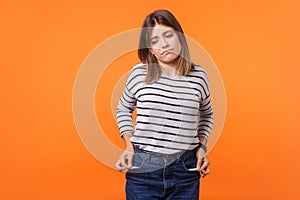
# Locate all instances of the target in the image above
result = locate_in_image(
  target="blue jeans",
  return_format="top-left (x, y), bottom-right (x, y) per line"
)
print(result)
top-left (126, 146), bottom-right (200, 200)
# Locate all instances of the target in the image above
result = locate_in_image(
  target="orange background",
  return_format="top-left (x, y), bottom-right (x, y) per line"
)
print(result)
top-left (1, 0), bottom-right (300, 199)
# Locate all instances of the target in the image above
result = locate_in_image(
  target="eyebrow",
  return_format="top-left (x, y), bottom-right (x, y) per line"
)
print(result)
top-left (150, 30), bottom-right (173, 40)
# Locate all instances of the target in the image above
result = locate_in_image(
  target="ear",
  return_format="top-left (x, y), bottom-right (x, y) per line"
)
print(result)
top-left (149, 48), bottom-right (154, 55)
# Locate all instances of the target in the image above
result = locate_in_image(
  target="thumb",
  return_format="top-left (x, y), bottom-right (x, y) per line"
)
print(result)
top-left (127, 153), bottom-right (133, 168)
top-left (196, 157), bottom-right (203, 169)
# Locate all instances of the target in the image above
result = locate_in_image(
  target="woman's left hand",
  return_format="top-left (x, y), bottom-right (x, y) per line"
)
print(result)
top-left (196, 147), bottom-right (210, 178)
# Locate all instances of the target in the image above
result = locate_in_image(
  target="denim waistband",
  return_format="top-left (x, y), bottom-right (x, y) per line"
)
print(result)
top-left (135, 146), bottom-right (197, 163)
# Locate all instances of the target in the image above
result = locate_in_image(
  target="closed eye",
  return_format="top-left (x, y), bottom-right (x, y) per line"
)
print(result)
top-left (166, 33), bottom-right (173, 38)
top-left (151, 40), bottom-right (158, 45)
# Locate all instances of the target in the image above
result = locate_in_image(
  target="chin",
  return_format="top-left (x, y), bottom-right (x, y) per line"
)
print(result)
top-left (166, 57), bottom-right (180, 63)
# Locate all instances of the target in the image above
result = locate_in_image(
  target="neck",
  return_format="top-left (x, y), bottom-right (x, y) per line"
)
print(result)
top-left (158, 60), bottom-right (179, 76)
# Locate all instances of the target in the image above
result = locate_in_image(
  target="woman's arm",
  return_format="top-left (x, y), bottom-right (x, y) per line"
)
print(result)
top-left (196, 70), bottom-right (214, 177)
top-left (115, 68), bottom-right (138, 171)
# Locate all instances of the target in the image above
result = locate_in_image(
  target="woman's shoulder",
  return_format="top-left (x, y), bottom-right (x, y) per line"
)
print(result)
top-left (129, 63), bottom-right (147, 76)
top-left (190, 63), bottom-right (209, 78)
top-left (126, 63), bottom-right (147, 84)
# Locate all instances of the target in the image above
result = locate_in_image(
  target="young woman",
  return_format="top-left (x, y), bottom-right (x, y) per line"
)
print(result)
top-left (115, 9), bottom-right (214, 200)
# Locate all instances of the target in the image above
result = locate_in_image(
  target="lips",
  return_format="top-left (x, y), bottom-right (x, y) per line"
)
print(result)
top-left (160, 48), bottom-right (174, 55)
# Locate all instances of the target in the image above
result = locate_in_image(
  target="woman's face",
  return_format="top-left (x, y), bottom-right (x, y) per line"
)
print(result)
top-left (149, 24), bottom-right (182, 65)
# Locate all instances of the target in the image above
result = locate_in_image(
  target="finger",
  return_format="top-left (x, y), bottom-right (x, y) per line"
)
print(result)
top-left (115, 160), bottom-right (124, 171)
top-left (200, 161), bottom-right (209, 171)
top-left (120, 154), bottom-right (128, 169)
top-left (200, 159), bottom-right (210, 171)
top-left (201, 168), bottom-right (210, 177)
top-left (127, 153), bottom-right (134, 168)
top-left (196, 157), bottom-right (204, 169)
top-left (201, 167), bottom-right (210, 174)
top-left (115, 160), bottom-right (120, 169)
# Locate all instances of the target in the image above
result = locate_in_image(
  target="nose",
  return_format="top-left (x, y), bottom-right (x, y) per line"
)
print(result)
top-left (160, 38), bottom-right (169, 49)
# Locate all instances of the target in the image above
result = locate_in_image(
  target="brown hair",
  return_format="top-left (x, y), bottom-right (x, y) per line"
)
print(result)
top-left (138, 10), bottom-right (192, 84)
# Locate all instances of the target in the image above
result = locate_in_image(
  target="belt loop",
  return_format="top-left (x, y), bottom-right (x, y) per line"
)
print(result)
top-left (147, 152), bottom-right (152, 161)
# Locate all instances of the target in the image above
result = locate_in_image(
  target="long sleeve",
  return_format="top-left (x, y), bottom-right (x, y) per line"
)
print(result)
top-left (116, 71), bottom-right (137, 137)
top-left (197, 71), bottom-right (214, 139)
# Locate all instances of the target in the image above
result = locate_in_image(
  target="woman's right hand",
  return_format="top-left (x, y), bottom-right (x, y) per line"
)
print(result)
top-left (115, 146), bottom-right (134, 172)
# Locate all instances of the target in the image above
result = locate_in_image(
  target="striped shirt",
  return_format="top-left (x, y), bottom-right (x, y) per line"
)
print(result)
top-left (116, 63), bottom-right (214, 154)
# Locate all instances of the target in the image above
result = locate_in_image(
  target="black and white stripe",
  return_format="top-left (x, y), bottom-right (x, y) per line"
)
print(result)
top-left (116, 63), bottom-right (214, 154)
